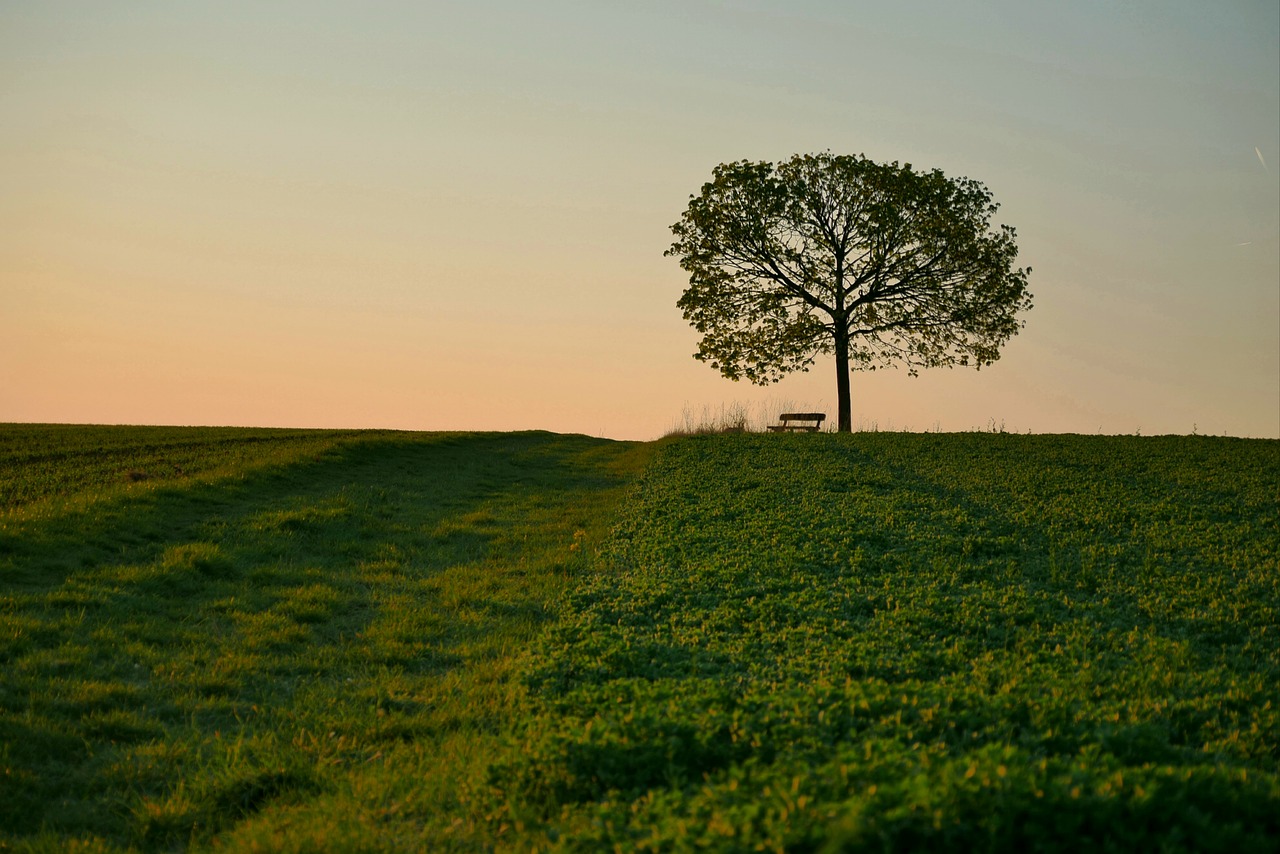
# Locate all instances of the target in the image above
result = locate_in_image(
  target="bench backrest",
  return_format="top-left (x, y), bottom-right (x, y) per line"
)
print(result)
top-left (779, 412), bottom-right (825, 422)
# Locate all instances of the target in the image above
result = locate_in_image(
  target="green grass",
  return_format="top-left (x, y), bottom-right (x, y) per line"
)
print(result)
top-left (1, 425), bottom-right (650, 851)
top-left (2, 427), bottom-right (1277, 851)
top-left (487, 433), bottom-right (1280, 851)
top-left (1, 424), bottom-right (380, 513)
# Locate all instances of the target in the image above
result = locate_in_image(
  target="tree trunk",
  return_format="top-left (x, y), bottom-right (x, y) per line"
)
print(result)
top-left (834, 326), bottom-right (852, 432)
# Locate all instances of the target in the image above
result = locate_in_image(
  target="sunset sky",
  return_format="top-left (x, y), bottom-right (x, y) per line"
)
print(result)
top-left (3, 1), bottom-right (1277, 439)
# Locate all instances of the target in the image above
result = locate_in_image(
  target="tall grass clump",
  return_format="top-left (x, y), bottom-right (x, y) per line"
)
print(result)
top-left (664, 399), bottom-right (831, 436)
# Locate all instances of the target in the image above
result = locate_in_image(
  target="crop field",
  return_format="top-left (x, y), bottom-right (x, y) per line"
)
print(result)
top-left (491, 433), bottom-right (1279, 850)
top-left (1, 426), bottom-right (1277, 851)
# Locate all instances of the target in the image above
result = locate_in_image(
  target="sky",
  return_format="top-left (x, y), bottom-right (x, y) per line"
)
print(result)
top-left (2, 1), bottom-right (1277, 440)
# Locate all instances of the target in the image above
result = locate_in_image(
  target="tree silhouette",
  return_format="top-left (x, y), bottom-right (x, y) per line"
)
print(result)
top-left (667, 153), bottom-right (1033, 432)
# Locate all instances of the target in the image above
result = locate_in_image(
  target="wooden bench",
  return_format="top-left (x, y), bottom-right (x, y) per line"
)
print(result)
top-left (767, 412), bottom-right (826, 433)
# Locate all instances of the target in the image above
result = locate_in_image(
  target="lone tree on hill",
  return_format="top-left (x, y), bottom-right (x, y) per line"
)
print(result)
top-left (666, 152), bottom-right (1033, 432)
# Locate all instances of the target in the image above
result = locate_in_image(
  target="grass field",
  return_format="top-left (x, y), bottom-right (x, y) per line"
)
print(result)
top-left (0, 425), bottom-right (650, 851)
top-left (1, 425), bottom-right (1277, 851)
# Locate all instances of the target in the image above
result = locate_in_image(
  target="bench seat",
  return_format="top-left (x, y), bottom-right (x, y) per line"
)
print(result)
top-left (767, 412), bottom-right (826, 433)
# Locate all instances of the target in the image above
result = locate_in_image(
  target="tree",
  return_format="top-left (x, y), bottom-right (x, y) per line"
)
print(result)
top-left (666, 152), bottom-right (1033, 432)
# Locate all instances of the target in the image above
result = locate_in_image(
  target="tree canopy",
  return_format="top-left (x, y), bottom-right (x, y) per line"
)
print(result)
top-left (666, 152), bottom-right (1033, 432)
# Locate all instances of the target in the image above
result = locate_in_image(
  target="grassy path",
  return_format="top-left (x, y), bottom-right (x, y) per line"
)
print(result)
top-left (1, 429), bottom-right (650, 851)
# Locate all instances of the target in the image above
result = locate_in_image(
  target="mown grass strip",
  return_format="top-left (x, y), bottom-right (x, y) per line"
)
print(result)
top-left (0, 428), bottom-right (649, 851)
top-left (0, 423), bottom-right (384, 513)
top-left (485, 433), bottom-right (1280, 851)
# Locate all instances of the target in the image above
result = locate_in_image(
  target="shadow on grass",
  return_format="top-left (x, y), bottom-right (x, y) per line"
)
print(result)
top-left (823, 432), bottom-right (1280, 658)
